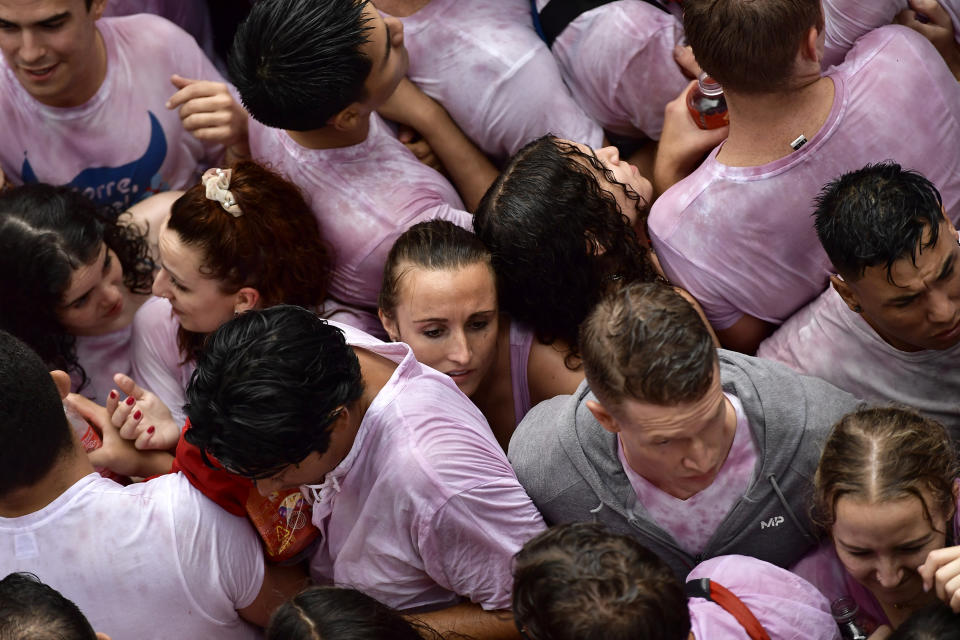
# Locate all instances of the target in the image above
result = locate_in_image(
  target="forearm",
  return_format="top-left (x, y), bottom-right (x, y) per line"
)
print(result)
top-left (412, 102), bottom-right (498, 212)
top-left (405, 602), bottom-right (521, 640)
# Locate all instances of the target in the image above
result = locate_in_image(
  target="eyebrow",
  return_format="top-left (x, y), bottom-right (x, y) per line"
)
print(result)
top-left (158, 259), bottom-right (188, 286)
top-left (412, 309), bottom-right (496, 324)
top-left (1, 11), bottom-right (71, 28)
top-left (885, 254), bottom-right (956, 306)
top-left (837, 533), bottom-right (933, 552)
top-left (64, 249), bottom-right (108, 307)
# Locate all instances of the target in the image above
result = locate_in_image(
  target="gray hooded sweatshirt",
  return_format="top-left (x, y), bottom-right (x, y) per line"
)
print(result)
top-left (508, 350), bottom-right (861, 579)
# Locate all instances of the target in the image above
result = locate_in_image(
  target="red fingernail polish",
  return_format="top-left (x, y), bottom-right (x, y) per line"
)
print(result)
top-left (109, 390), bottom-right (117, 399)
top-left (133, 410), bottom-right (142, 420)
top-left (147, 426), bottom-right (155, 435)
top-left (125, 396), bottom-right (135, 406)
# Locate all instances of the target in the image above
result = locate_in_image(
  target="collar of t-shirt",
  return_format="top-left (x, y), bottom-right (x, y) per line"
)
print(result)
top-left (617, 393), bottom-right (759, 555)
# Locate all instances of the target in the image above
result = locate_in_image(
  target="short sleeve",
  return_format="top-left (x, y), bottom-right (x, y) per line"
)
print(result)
top-left (131, 297), bottom-right (192, 424)
top-left (418, 479), bottom-right (546, 610)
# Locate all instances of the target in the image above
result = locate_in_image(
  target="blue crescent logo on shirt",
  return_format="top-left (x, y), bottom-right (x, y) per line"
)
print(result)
top-left (21, 110), bottom-right (169, 213)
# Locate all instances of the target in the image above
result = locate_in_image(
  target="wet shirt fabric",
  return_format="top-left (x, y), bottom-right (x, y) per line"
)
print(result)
top-left (535, 0), bottom-right (688, 140)
top-left (758, 287), bottom-right (960, 440)
top-left (390, 0), bottom-right (602, 160)
top-left (72, 324), bottom-right (134, 405)
top-left (0, 15), bottom-right (223, 213)
top-left (649, 26), bottom-right (960, 330)
top-left (304, 322), bottom-right (546, 611)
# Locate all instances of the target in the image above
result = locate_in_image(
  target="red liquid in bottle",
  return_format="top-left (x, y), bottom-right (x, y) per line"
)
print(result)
top-left (686, 73), bottom-right (729, 130)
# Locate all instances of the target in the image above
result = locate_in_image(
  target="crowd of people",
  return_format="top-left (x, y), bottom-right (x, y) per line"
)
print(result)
top-left (2, 0), bottom-right (960, 638)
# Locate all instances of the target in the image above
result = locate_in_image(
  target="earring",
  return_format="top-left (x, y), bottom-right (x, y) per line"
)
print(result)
top-left (853, 305), bottom-right (863, 313)
top-left (234, 309), bottom-right (240, 318)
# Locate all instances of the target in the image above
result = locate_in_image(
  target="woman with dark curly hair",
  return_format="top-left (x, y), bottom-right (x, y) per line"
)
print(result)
top-left (0, 184), bottom-right (155, 403)
top-left (112, 160), bottom-right (334, 452)
top-left (474, 135), bottom-right (665, 359)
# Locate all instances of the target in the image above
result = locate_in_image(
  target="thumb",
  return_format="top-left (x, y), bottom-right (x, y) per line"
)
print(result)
top-left (169, 73), bottom-right (196, 89)
top-left (908, 0), bottom-right (951, 26)
top-left (113, 373), bottom-right (147, 401)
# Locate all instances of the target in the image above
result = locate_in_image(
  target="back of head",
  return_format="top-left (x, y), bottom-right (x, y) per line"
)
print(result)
top-left (0, 573), bottom-right (97, 640)
top-left (184, 305), bottom-right (364, 479)
top-left (814, 162), bottom-right (946, 282)
top-left (580, 282), bottom-right (716, 409)
top-left (266, 586), bottom-right (429, 640)
top-left (512, 522), bottom-right (690, 640)
top-left (474, 135), bottom-right (658, 351)
top-left (812, 407), bottom-right (959, 530)
top-left (379, 219), bottom-right (493, 317)
top-left (0, 331), bottom-right (74, 495)
top-left (682, 0), bottom-right (822, 94)
top-left (889, 601), bottom-right (960, 640)
top-left (229, 0), bottom-right (373, 130)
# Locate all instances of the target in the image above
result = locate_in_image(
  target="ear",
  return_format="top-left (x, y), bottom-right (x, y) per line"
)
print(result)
top-left (378, 310), bottom-right (401, 342)
top-left (96, 633), bottom-right (112, 640)
top-left (329, 105), bottom-right (363, 132)
top-left (830, 275), bottom-right (862, 313)
top-left (90, 0), bottom-right (108, 20)
top-left (801, 25), bottom-right (821, 63)
top-left (586, 399), bottom-right (621, 434)
top-left (234, 287), bottom-right (260, 314)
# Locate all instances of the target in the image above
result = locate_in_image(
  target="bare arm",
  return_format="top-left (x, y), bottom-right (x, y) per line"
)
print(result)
top-left (238, 560), bottom-right (310, 628)
top-left (378, 78), bottom-right (498, 212)
top-left (406, 603), bottom-right (521, 640)
top-left (527, 338), bottom-right (584, 406)
top-left (715, 313), bottom-right (776, 355)
top-left (896, 0), bottom-right (960, 81)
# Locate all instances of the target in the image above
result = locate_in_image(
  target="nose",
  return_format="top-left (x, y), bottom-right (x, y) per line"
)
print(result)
top-left (18, 30), bottom-right (45, 65)
top-left (596, 146), bottom-right (621, 166)
top-left (152, 268), bottom-right (170, 299)
top-left (447, 331), bottom-right (471, 367)
top-left (927, 289), bottom-right (957, 325)
top-left (100, 283), bottom-right (123, 311)
top-left (682, 437), bottom-right (712, 475)
top-left (875, 557), bottom-right (904, 589)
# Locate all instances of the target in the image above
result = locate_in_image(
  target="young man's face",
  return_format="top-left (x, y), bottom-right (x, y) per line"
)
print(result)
top-left (838, 217), bottom-right (960, 352)
top-left (357, 2), bottom-right (408, 111)
top-left (590, 365), bottom-right (738, 501)
top-left (0, 0), bottom-right (105, 107)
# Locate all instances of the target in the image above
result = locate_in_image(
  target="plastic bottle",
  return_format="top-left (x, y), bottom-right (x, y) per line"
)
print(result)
top-left (64, 402), bottom-right (129, 484)
top-left (686, 72), bottom-right (729, 130)
top-left (831, 596), bottom-right (868, 640)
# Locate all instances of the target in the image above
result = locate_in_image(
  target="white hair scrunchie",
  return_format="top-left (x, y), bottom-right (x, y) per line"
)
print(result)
top-left (201, 168), bottom-right (242, 217)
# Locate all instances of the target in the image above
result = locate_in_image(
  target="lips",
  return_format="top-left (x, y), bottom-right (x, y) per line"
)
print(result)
top-left (104, 299), bottom-right (124, 319)
top-left (933, 317), bottom-right (960, 342)
top-left (21, 63), bottom-right (58, 81)
top-left (445, 369), bottom-right (475, 384)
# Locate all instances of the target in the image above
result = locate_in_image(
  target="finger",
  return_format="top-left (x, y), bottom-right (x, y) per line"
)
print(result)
top-left (175, 94), bottom-right (234, 120)
top-left (113, 373), bottom-right (148, 401)
top-left (134, 424), bottom-right (159, 450)
top-left (186, 125), bottom-right (238, 144)
top-left (405, 139), bottom-right (431, 160)
top-left (50, 370), bottom-right (71, 399)
top-left (396, 124), bottom-right (417, 143)
top-left (673, 45), bottom-right (701, 79)
top-left (895, 8), bottom-right (937, 36)
top-left (180, 110), bottom-right (235, 134)
top-left (166, 80), bottom-right (222, 109)
top-left (111, 394), bottom-right (136, 430)
top-left (106, 389), bottom-right (120, 416)
top-left (66, 393), bottom-right (112, 434)
top-left (169, 73), bottom-right (198, 90)
top-left (117, 406), bottom-right (144, 441)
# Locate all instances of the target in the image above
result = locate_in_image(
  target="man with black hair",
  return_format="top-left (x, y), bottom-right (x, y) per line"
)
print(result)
top-left (0, 0), bottom-right (247, 213)
top-left (510, 282), bottom-right (860, 579)
top-left (184, 306), bottom-right (545, 640)
top-left (649, 0), bottom-right (960, 354)
top-left (230, 0), bottom-right (497, 330)
top-left (0, 330), bottom-right (300, 639)
top-left (0, 572), bottom-right (108, 640)
top-left (759, 163), bottom-right (960, 439)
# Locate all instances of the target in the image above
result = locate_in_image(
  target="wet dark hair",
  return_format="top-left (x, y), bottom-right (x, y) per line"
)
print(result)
top-left (814, 162), bottom-right (946, 283)
top-left (167, 160), bottom-right (333, 363)
top-left (266, 587), bottom-right (443, 640)
top-left (229, 0), bottom-right (374, 130)
top-left (580, 282), bottom-right (717, 408)
top-left (0, 572), bottom-right (98, 640)
top-left (513, 522), bottom-right (690, 640)
top-left (0, 184), bottom-right (152, 391)
top-left (379, 219), bottom-right (494, 318)
top-left (889, 601), bottom-right (960, 640)
top-left (0, 332), bottom-right (75, 494)
top-left (475, 135), bottom-right (660, 358)
top-left (185, 305), bottom-right (364, 479)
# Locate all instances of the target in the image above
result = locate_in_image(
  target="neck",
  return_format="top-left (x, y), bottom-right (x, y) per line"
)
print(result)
top-left (0, 445), bottom-right (94, 518)
top-left (352, 346), bottom-right (399, 421)
top-left (372, 0), bottom-right (432, 17)
top-left (286, 115), bottom-right (372, 150)
top-left (717, 73), bottom-right (834, 167)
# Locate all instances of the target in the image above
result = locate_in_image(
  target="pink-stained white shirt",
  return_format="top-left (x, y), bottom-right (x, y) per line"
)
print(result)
top-left (822, 0), bottom-right (960, 68)
top-left (304, 321), bottom-right (547, 611)
top-left (131, 296), bottom-right (196, 425)
top-left (649, 26), bottom-right (960, 330)
top-left (101, 0), bottom-right (215, 60)
top-left (619, 394), bottom-right (758, 555)
top-left (534, 0), bottom-right (688, 140)
top-left (509, 319), bottom-right (535, 426)
top-left (386, 0), bottom-right (602, 160)
top-left (72, 324), bottom-right (134, 404)
top-left (248, 114), bottom-right (472, 311)
top-left (0, 472), bottom-right (264, 640)
top-left (758, 287), bottom-right (960, 439)
top-left (688, 555), bottom-right (841, 640)
top-left (0, 15), bottom-right (224, 214)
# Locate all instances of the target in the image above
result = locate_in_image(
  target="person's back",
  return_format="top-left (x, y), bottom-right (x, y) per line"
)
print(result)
top-left (0, 330), bottom-right (270, 639)
top-left (0, 1), bottom-right (230, 213)
top-left (509, 282), bottom-right (860, 577)
top-left (649, 0), bottom-right (960, 353)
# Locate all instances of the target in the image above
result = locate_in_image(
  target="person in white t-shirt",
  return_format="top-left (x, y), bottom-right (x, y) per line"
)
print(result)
top-left (759, 162), bottom-right (960, 440)
top-left (0, 330), bottom-right (303, 639)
